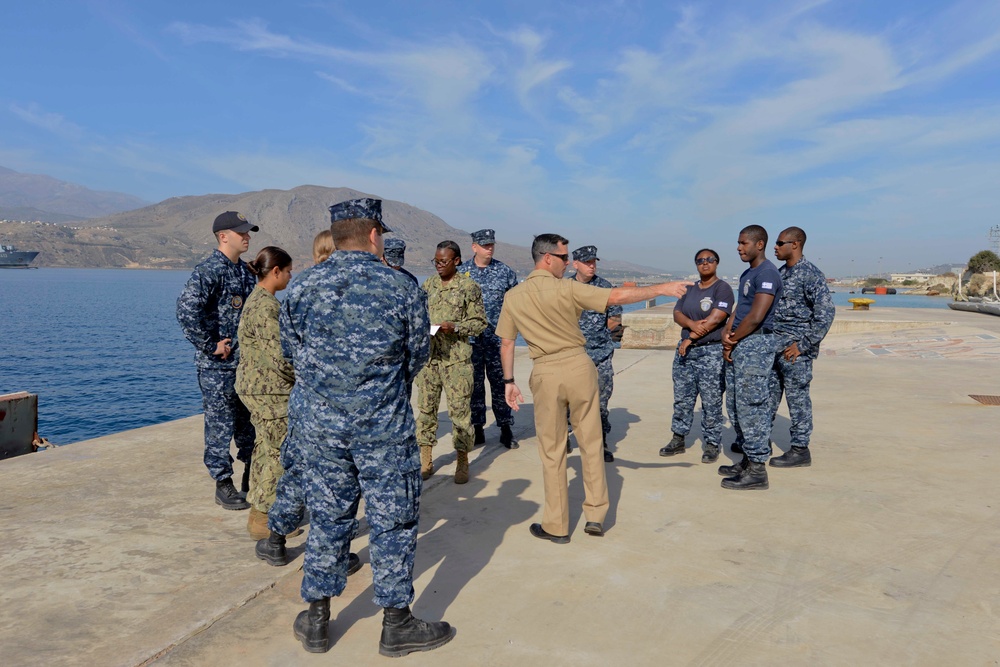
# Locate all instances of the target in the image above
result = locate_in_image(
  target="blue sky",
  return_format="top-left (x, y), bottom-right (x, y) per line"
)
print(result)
top-left (3, 1), bottom-right (1000, 276)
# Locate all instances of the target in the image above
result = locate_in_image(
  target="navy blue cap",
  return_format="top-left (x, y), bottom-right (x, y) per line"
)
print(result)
top-left (383, 237), bottom-right (406, 267)
top-left (572, 245), bottom-right (600, 262)
top-left (471, 229), bottom-right (495, 245)
top-left (328, 198), bottom-right (392, 233)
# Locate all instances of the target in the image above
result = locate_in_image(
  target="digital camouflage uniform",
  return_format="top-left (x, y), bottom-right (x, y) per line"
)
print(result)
top-left (725, 259), bottom-right (782, 463)
top-left (457, 255), bottom-right (518, 428)
top-left (235, 285), bottom-right (295, 513)
top-left (416, 272), bottom-right (487, 453)
top-left (769, 257), bottom-right (835, 449)
top-left (280, 250), bottom-right (430, 606)
top-left (671, 281), bottom-right (734, 446)
top-left (176, 249), bottom-right (257, 481)
top-left (575, 274), bottom-right (621, 437)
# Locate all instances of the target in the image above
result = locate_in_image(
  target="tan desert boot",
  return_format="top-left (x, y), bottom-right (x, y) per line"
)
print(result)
top-left (247, 507), bottom-right (270, 540)
top-left (455, 450), bottom-right (469, 484)
top-left (420, 446), bottom-right (434, 481)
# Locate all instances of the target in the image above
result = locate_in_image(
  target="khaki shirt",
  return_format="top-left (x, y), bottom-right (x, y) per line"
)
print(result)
top-left (236, 286), bottom-right (295, 417)
top-left (495, 269), bottom-right (611, 359)
top-left (422, 272), bottom-right (488, 365)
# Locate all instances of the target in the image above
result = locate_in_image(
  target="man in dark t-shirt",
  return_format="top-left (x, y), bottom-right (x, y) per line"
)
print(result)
top-left (718, 225), bottom-right (782, 490)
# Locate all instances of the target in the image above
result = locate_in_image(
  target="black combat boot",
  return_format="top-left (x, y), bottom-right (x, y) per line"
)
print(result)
top-left (215, 478), bottom-right (250, 510)
top-left (255, 531), bottom-right (288, 566)
top-left (293, 598), bottom-right (331, 653)
top-left (702, 444), bottom-right (720, 463)
top-left (499, 424), bottom-right (519, 449)
top-left (730, 440), bottom-right (744, 454)
top-left (474, 425), bottom-right (485, 445)
top-left (659, 433), bottom-right (685, 457)
top-left (241, 462), bottom-right (251, 494)
top-left (718, 454), bottom-right (749, 477)
top-left (603, 434), bottom-right (614, 462)
top-left (770, 446), bottom-right (811, 468)
top-left (379, 606), bottom-right (456, 657)
top-left (721, 460), bottom-right (769, 490)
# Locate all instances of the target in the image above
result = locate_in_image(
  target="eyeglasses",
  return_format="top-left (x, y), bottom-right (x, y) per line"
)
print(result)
top-left (432, 258), bottom-right (456, 266)
top-left (547, 253), bottom-right (570, 263)
top-left (695, 257), bottom-right (718, 265)
top-left (774, 240), bottom-right (796, 246)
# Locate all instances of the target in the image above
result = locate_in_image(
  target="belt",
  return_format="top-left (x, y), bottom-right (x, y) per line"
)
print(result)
top-left (745, 327), bottom-right (773, 337)
top-left (688, 338), bottom-right (721, 348)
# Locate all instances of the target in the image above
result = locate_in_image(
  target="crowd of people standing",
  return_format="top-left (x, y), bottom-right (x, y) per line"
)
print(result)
top-left (175, 201), bottom-right (835, 656)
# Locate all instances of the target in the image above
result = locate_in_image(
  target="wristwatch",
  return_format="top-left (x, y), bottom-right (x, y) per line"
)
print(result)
top-left (503, 377), bottom-right (516, 384)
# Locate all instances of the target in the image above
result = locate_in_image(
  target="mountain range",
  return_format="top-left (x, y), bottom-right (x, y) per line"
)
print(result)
top-left (0, 167), bottom-right (668, 276)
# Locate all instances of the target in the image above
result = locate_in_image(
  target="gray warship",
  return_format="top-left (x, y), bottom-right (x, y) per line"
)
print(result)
top-left (0, 244), bottom-right (39, 268)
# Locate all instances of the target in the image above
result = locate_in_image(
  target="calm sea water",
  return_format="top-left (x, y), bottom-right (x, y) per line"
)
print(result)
top-left (0, 269), bottom-right (949, 446)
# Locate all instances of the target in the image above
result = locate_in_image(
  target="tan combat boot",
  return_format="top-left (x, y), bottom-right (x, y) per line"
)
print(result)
top-left (420, 446), bottom-right (434, 481)
top-left (247, 507), bottom-right (270, 540)
top-left (454, 450), bottom-right (469, 485)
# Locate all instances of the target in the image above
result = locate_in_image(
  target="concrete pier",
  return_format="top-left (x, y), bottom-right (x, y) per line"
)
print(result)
top-left (2, 307), bottom-right (999, 666)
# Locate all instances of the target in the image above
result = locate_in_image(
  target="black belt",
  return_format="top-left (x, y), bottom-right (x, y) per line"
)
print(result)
top-left (745, 327), bottom-right (773, 336)
top-left (688, 339), bottom-right (721, 348)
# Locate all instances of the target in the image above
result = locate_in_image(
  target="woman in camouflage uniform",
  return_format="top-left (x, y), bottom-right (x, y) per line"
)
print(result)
top-left (236, 246), bottom-right (295, 538)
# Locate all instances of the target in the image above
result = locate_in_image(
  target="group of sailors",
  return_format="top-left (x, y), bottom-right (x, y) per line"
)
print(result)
top-left (175, 201), bottom-right (834, 656)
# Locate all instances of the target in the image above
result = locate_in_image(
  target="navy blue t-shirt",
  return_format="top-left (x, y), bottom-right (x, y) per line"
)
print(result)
top-left (733, 259), bottom-right (782, 331)
top-left (674, 280), bottom-right (736, 344)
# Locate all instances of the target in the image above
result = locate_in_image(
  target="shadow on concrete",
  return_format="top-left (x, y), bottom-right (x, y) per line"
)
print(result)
top-left (320, 476), bottom-right (539, 639)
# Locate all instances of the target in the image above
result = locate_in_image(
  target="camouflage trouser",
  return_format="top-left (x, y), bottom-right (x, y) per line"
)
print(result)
top-left (268, 437), bottom-right (305, 537)
top-left (239, 395), bottom-right (288, 513)
top-left (197, 367), bottom-right (255, 481)
top-left (724, 334), bottom-right (777, 463)
top-left (416, 359), bottom-right (474, 452)
top-left (470, 332), bottom-right (513, 427)
top-left (671, 343), bottom-right (725, 446)
top-left (770, 353), bottom-right (815, 448)
top-left (569, 354), bottom-right (614, 437)
top-left (299, 439), bottom-right (421, 607)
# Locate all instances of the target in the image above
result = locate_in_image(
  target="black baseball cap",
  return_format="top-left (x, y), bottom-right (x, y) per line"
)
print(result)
top-left (212, 211), bottom-right (259, 234)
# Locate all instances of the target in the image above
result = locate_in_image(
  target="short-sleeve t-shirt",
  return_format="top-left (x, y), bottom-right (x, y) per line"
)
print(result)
top-left (674, 280), bottom-right (736, 344)
top-left (495, 269), bottom-right (611, 359)
top-left (733, 259), bottom-right (782, 331)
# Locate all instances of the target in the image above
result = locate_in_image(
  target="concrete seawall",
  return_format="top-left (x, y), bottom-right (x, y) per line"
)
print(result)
top-left (2, 307), bottom-right (999, 665)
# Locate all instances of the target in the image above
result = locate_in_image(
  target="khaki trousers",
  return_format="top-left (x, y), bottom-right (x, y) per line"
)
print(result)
top-left (529, 348), bottom-right (609, 536)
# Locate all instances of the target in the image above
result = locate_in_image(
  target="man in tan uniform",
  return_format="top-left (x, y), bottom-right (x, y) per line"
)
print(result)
top-left (496, 233), bottom-right (690, 542)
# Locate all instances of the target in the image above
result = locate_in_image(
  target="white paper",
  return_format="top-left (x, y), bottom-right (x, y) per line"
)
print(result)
top-left (430, 325), bottom-right (441, 336)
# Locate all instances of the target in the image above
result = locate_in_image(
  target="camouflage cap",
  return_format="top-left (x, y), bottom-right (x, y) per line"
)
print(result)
top-left (471, 229), bottom-right (496, 245)
top-left (328, 198), bottom-right (392, 233)
top-left (572, 245), bottom-right (600, 262)
top-left (383, 237), bottom-right (406, 267)
top-left (212, 211), bottom-right (259, 234)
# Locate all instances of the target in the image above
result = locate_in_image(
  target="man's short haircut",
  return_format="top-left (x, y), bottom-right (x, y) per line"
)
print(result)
top-left (739, 224), bottom-right (768, 246)
top-left (531, 233), bottom-right (570, 263)
top-left (781, 226), bottom-right (807, 245)
top-left (695, 248), bottom-right (720, 263)
top-left (331, 218), bottom-right (382, 249)
top-left (436, 240), bottom-right (461, 261)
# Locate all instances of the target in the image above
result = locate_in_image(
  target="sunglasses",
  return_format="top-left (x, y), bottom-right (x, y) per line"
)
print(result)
top-left (547, 253), bottom-right (570, 263)
top-left (432, 258), bottom-right (457, 266)
top-left (695, 257), bottom-right (718, 265)
top-left (774, 240), bottom-right (796, 246)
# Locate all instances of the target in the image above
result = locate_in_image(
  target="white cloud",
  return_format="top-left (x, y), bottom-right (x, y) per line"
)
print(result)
top-left (9, 103), bottom-right (85, 140)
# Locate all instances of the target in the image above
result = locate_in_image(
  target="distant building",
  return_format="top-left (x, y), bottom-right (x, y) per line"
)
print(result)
top-left (890, 273), bottom-right (936, 283)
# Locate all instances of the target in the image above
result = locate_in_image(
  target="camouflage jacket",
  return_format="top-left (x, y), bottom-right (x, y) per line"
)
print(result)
top-left (422, 272), bottom-right (488, 365)
top-left (572, 273), bottom-right (622, 363)
top-left (235, 286), bottom-right (294, 414)
top-left (457, 258), bottom-right (518, 331)
top-left (279, 250), bottom-right (430, 447)
top-left (774, 256), bottom-right (836, 359)
top-left (176, 249), bottom-right (257, 370)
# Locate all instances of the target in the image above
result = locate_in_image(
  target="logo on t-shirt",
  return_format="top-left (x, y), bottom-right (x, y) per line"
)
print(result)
top-left (718, 301), bottom-right (729, 309)
top-left (699, 297), bottom-right (713, 312)
top-left (743, 281), bottom-right (750, 296)
top-left (762, 281), bottom-right (773, 289)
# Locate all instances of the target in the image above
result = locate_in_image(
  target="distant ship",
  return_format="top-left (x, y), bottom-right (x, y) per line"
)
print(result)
top-left (0, 244), bottom-right (40, 268)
